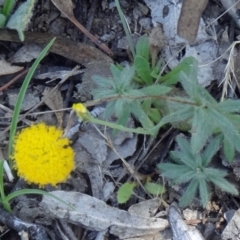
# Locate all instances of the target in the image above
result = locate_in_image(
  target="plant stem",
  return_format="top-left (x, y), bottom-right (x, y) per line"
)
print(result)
top-left (85, 94), bottom-right (198, 108)
top-left (90, 117), bottom-right (154, 135)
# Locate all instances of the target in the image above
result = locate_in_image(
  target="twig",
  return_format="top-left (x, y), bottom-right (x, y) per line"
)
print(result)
top-left (0, 207), bottom-right (49, 240)
top-left (83, 0), bottom-right (99, 43)
top-left (0, 69), bottom-right (29, 92)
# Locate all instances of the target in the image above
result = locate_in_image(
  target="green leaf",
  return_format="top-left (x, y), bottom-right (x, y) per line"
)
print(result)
top-left (119, 65), bottom-right (135, 89)
top-left (172, 170), bottom-right (196, 184)
top-left (6, 0), bottom-right (36, 41)
top-left (113, 107), bottom-right (131, 135)
top-left (134, 55), bottom-right (153, 85)
top-left (144, 182), bottom-right (165, 195)
top-left (202, 135), bottom-right (222, 167)
top-left (179, 178), bottom-right (199, 207)
top-left (114, 98), bottom-right (127, 117)
top-left (208, 176), bottom-right (238, 195)
top-left (142, 99), bottom-right (152, 113)
top-left (158, 163), bottom-right (192, 180)
top-left (135, 35), bottom-right (149, 59)
top-left (2, 0), bottom-right (16, 18)
top-left (110, 63), bottom-right (122, 81)
top-left (223, 136), bottom-right (235, 162)
top-left (117, 182), bottom-right (137, 204)
top-left (178, 60), bottom-right (198, 97)
top-left (191, 108), bottom-right (214, 153)
top-left (0, 159), bottom-right (11, 211)
top-left (0, 160), bottom-right (6, 200)
top-left (171, 151), bottom-right (196, 169)
top-left (141, 84), bottom-right (171, 96)
top-left (5, 189), bottom-right (75, 210)
top-left (178, 69), bottom-right (216, 105)
top-left (226, 114), bottom-right (240, 131)
top-left (131, 104), bottom-right (154, 129)
top-left (148, 108), bottom-right (162, 123)
top-left (208, 108), bottom-right (240, 153)
top-left (92, 75), bottom-right (115, 89)
top-left (204, 168), bottom-right (228, 179)
top-left (115, 0), bottom-right (135, 57)
top-left (160, 105), bottom-right (194, 126)
top-left (150, 67), bottom-right (160, 79)
top-left (216, 99), bottom-right (240, 113)
top-left (176, 135), bottom-right (194, 160)
top-left (159, 57), bottom-right (197, 85)
top-left (198, 178), bottom-right (209, 206)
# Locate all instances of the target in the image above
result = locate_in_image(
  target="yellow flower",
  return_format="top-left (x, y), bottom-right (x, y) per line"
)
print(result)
top-left (72, 103), bottom-right (90, 121)
top-left (72, 103), bottom-right (87, 113)
top-left (13, 123), bottom-right (74, 186)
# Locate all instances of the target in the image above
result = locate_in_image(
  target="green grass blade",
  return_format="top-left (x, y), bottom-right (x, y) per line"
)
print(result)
top-left (0, 159), bottom-right (11, 211)
top-left (8, 38), bottom-right (56, 166)
top-left (2, 0), bottom-right (16, 18)
top-left (0, 160), bottom-right (6, 200)
top-left (115, 0), bottom-right (135, 57)
top-left (5, 189), bottom-right (75, 210)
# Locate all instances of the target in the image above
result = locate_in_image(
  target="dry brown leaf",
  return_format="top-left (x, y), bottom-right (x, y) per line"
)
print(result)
top-left (41, 191), bottom-right (169, 238)
top-left (50, 0), bottom-right (113, 56)
top-left (8, 44), bottom-right (42, 63)
top-left (177, 0), bottom-right (208, 43)
top-left (42, 87), bottom-right (63, 127)
top-left (0, 30), bottom-right (113, 67)
top-left (0, 58), bottom-right (23, 75)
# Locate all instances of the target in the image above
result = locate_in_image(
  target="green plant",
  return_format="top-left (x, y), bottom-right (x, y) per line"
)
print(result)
top-left (154, 58), bottom-right (240, 161)
top-left (0, 0), bottom-right (16, 27)
top-left (158, 135), bottom-right (238, 207)
top-left (89, 0), bottom-right (240, 207)
top-left (91, 52), bottom-right (240, 205)
top-left (1, 0), bottom-right (35, 41)
top-left (117, 179), bottom-right (165, 204)
top-left (92, 64), bottom-right (171, 132)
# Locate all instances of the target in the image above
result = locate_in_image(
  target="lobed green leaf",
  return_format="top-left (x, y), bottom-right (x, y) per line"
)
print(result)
top-left (223, 136), bottom-right (235, 162)
top-left (208, 177), bottom-right (238, 195)
top-left (179, 178), bottom-right (198, 207)
top-left (202, 135), bottom-right (222, 167)
top-left (198, 178), bottom-right (209, 206)
top-left (135, 35), bottom-right (149, 60)
top-left (6, 0), bottom-right (35, 41)
top-left (190, 107), bottom-right (214, 153)
top-left (216, 99), bottom-right (240, 113)
top-left (158, 163), bottom-right (192, 180)
top-left (144, 182), bottom-right (165, 195)
top-left (117, 182), bottom-right (137, 204)
top-left (141, 84), bottom-right (171, 96)
top-left (160, 105), bottom-right (194, 126)
top-left (134, 56), bottom-right (153, 85)
top-left (159, 57), bottom-right (197, 85)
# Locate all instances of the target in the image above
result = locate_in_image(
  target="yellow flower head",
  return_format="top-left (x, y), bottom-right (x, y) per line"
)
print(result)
top-left (72, 103), bottom-right (90, 121)
top-left (72, 103), bottom-right (87, 114)
top-left (13, 123), bottom-right (75, 187)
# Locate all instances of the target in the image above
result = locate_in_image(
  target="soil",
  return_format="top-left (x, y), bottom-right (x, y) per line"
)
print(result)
top-left (0, 0), bottom-right (240, 240)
